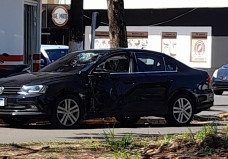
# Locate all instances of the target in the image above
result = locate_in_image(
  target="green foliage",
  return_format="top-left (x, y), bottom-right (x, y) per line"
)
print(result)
top-left (103, 128), bottom-right (139, 158)
top-left (195, 123), bottom-right (218, 140)
top-left (162, 134), bottom-right (173, 143)
top-left (224, 124), bottom-right (228, 133)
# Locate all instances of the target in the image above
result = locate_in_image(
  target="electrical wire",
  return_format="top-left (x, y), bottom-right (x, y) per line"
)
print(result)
top-left (149, 8), bottom-right (197, 26)
top-left (83, 15), bottom-right (109, 26)
top-left (83, 8), bottom-right (197, 27)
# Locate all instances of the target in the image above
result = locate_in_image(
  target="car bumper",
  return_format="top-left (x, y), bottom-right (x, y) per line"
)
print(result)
top-left (212, 80), bottom-right (228, 91)
top-left (0, 93), bottom-right (48, 119)
top-left (195, 93), bottom-right (214, 113)
top-left (0, 111), bottom-right (46, 118)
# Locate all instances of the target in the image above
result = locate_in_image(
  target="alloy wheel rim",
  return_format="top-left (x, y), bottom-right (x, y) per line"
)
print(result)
top-left (172, 98), bottom-right (192, 123)
top-left (57, 98), bottom-right (80, 126)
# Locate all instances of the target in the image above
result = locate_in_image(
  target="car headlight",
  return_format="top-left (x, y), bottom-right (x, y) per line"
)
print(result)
top-left (18, 85), bottom-right (48, 95)
top-left (212, 69), bottom-right (218, 78)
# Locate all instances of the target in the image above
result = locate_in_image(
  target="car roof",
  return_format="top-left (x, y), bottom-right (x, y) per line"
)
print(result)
top-left (80, 48), bottom-right (171, 58)
top-left (41, 45), bottom-right (69, 50)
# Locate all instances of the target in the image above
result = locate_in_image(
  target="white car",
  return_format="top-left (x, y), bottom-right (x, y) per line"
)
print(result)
top-left (41, 45), bottom-right (69, 68)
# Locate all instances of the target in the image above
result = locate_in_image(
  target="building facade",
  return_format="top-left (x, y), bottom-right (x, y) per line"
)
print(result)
top-left (83, 0), bottom-right (228, 75)
top-left (40, 0), bottom-right (228, 74)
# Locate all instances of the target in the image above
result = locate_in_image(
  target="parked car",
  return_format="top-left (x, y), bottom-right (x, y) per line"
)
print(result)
top-left (0, 49), bottom-right (214, 128)
top-left (41, 45), bottom-right (69, 68)
top-left (0, 53), bottom-right (30, 78)
top-left (212, 63), bottom-right (228, 95)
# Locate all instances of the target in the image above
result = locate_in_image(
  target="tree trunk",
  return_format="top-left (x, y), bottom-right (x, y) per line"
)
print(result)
top-left (69, 0), bottom-right (84, 52)
top-left (107, 0), bottom-right (128, 48)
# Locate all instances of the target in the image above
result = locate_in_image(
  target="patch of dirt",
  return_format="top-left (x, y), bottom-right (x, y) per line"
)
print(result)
top-left (0, 143), bottom-right (112, 159)
top-left (1, 134), bottom-right (228, 159)
top-left (142, 134), bottom-right (228, 159)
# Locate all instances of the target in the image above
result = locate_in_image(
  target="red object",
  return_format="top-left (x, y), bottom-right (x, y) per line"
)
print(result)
top-left (33, 63), bottom-right (40, 72)
top-left (0, 55), bottom-right (23, 61)
top-left (207, 74), bottom-right (211, 83)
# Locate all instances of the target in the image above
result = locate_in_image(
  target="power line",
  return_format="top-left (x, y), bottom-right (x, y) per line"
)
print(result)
top-left (149, 8), bottom-right (197, 26)
top-left (83, 15), bottom-right (109, 26)
top-left (83, 8), bottom-right (196, 27)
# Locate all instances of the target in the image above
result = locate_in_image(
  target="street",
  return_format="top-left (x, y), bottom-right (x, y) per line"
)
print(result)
top-left (0, 93), bottom-right (228, 144)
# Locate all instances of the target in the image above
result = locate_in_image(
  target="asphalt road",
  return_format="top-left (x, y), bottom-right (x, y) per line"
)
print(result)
top-left (0, 93), bottom-right (228, 144)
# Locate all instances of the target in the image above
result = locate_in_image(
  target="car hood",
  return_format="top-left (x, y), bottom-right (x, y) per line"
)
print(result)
top-left (0, 72), bottom-right (76, 87)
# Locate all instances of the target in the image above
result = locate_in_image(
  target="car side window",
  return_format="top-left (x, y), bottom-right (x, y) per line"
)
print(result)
top-left (164, 59), bottom-right (178, 71)
top-left (96, 54), bottom-right (130, 73)
top-left (135, 53), bottom-right (165, 72)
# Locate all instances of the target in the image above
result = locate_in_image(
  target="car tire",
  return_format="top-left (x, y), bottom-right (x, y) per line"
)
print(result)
top-left (214, 90), bottom-right (223, 95)
top-left (115, 116), bottom-right (140, 125)
top-left (50, 94), bottom-right (82, 129)
top-left (165, 94), bottom-right (194, 126)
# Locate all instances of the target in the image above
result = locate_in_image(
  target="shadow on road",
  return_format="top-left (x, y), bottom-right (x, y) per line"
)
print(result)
top-left (0, 120), bottom-right (224, 130)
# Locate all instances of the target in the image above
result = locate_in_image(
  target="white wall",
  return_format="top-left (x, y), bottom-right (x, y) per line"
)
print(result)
top-left (148, 26), bottom-right (212, 69)
top-left (84, 0), bottom-right (228, 10)
top-left (0, 0), bottom-right (24, 58)
top-left (85, 26), bottom-right (212, 69)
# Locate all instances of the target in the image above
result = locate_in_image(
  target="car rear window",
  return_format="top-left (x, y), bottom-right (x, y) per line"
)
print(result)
top-left (135, 53), bottom-right (165, 72)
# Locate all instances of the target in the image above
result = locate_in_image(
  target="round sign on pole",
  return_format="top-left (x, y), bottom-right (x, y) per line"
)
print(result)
top-left (52, 6), bottom-right (69, 27)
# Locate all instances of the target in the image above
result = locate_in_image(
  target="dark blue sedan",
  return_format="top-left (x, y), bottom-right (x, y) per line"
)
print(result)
top-left (0, 49), bottom-right (214, 128)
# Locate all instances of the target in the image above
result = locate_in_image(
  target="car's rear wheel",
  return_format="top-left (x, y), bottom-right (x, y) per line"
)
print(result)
top-left (50, 94), bottom-right (82, 129)
top-left (213, 90), bottom-right (223, 95)
top-left (115, 116), bottom-right (140, 125)
top-left (165, 94), bottom-right (194, 126)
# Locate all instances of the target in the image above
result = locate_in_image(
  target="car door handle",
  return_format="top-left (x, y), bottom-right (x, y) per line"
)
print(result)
top-left (123, 78), bottom-right (136, 84)
top-left (166, 78), bottom-right (173, 83)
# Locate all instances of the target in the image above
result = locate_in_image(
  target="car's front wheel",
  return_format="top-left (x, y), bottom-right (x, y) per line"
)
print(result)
top-left (165, 94), bottom-right (194, 126)
top-left (50, 94), bottom-right (82, 129)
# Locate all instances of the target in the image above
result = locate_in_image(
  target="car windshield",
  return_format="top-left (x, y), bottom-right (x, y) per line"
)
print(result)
top-left (45, 49), bottom-right (68, 62)
top-left (40, 51), bottom-right (101, 73)
top-left (223, 63), bottom-right (228, 68)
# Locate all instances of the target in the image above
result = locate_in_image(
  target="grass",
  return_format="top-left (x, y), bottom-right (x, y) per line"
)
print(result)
top-left (194, 122), bottom-right (218, 140)
top-left (103, 127), bottom-right (139, 158)
top-left (0, 123), bottom-right (228, 158)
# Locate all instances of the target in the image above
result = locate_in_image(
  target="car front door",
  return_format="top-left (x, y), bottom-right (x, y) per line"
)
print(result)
top-left (89, 52), bottom-right (135, 114)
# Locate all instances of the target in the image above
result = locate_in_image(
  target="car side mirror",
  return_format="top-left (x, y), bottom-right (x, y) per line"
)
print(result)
top-left (41, 59), bottom-right (44, 65)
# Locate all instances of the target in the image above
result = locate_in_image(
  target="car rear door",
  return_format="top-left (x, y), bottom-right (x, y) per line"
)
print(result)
top-left (121, 52), bottom-right (173, 114)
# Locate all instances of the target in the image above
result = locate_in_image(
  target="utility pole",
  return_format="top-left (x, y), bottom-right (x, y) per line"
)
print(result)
top-left (107, 0), bottom-right (128, 48)
top-left (90, 12), bottom-right (98, 49)
top-left (69, 0), bottom-right (84, 52)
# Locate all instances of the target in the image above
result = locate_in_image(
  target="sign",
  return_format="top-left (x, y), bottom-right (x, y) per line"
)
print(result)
top-left (94, 32), bottom-right (148, 49)
top-left (52, 6), bottom-right (69, 27)
top-left (161, 32), bottom-right (177, 58)
top-left (191, 32), bottom-right (207, 62)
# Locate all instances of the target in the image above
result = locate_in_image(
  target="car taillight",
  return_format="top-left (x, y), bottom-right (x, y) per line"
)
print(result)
top-left (207, 74), bottom-right (211, 83)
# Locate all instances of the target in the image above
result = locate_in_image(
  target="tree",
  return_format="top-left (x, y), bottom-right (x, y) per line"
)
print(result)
top-left (107, 0), bottom-right (128, 48)
top-left (69, 0), bottom-right (84, 52)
